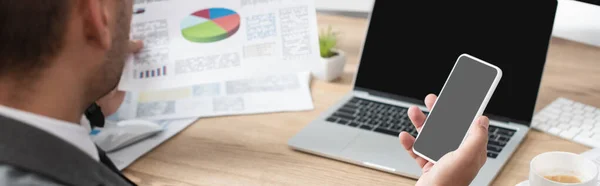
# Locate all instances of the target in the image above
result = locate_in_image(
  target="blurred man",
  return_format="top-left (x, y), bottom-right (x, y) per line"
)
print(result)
top-left (0, 0), bottom-right (141, 185)
top-left (0, 0), bottom-right (488, 186)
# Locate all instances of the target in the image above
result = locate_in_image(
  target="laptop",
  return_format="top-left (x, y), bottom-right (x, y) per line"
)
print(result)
top-left (288, 0), bottom-right (558, 185)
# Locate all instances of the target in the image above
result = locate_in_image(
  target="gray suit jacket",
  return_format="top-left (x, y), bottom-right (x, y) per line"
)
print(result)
top-left (0, 165), bottom-right (65, 186)
top-left (0, 115), bottom-right (133, 186)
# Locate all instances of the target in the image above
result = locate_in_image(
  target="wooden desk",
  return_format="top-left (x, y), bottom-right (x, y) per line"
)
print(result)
top-left (122, 14), bottom-right (600, 186)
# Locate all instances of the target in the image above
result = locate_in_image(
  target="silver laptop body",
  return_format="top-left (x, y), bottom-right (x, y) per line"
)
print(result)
top-left (288, 0), bottom-right (557, 185)
top-left (288, 92), bottom-right (529, 186)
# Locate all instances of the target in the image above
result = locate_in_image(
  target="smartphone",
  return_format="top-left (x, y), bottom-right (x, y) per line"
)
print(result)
top-left (412, 53), bottom-right (502, 163)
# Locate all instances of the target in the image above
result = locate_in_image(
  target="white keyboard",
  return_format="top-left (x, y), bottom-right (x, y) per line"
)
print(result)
top-left (532, 97), bottom-right (600, 148)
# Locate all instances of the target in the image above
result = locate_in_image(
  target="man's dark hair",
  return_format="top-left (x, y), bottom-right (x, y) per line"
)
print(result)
top-left (0, 1), bottom-right (71, 77)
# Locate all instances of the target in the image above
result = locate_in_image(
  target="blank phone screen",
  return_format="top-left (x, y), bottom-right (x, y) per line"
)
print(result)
top-left (413, 55), bottom-right (499, 162)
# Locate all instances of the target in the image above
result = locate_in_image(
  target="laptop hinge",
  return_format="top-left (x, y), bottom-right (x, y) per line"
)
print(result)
top-left (486, 114), bottom-right (518, 125)
top-left (353, 90), bottom-right (370, 97)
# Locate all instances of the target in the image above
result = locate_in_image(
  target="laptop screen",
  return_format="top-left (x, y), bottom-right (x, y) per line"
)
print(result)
top-left (353, 0), bottom-right (557, 125)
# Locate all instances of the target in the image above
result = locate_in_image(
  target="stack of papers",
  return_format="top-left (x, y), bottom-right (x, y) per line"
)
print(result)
top-left (102, 0), bottom-right (322, 169)
top-left (109, 71), bottom-right (314, 121)
top-left (106, 118), bottom-right (198, 170)
top-left (118, 0), bottom-right (321, 91)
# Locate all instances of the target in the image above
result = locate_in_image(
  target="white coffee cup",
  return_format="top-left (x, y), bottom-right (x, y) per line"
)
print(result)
top-left (529, 151), bottom-right (599, 186)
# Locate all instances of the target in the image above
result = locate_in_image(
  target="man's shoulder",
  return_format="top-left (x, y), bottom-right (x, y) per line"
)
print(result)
top-left (0, 164), bottom-right (66, 186)
top-left (0, 115), bottom-right (133, 186)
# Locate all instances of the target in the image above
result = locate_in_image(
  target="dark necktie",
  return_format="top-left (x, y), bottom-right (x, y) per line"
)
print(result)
top-left (86, 103), bottom-right (137, 186)
top-left (97, 146), bottom-right (138, 186)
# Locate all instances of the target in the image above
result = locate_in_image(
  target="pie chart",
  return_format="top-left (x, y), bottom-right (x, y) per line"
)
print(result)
top-left (180, 8), bottom-right (241, 43)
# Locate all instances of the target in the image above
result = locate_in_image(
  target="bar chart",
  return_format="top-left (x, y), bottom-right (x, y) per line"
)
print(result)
top-left (136, 66), bottom-right (167, 79)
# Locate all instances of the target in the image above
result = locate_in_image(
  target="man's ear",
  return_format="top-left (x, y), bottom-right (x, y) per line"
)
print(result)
top-left (80, 0), bottom-right (112, 50)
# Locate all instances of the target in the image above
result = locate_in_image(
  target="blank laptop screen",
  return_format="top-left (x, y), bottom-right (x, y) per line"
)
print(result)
top-left (353, 0), bottom-right (557, 125)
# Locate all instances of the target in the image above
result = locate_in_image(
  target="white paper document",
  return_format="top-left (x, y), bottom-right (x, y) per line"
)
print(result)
top-left (109, 71), bottom-right (313, 121)
top-left (104, 118), bottom-right (198, 170)
top-left (119, 0), bottom-right (321, 91)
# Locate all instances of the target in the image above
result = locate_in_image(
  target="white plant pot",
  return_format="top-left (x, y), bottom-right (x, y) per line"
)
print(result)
top-left (314, 49), bottom-right (347, 82)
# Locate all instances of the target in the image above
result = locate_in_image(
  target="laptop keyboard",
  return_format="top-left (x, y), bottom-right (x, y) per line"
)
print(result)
top-left (487, 125), bottom-right (515, 158)
top-left (325, 97), bottom-right (516, 159)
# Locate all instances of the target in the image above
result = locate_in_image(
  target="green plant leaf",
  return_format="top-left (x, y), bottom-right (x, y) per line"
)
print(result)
top-left (319, 25), bottom-right (338, 58)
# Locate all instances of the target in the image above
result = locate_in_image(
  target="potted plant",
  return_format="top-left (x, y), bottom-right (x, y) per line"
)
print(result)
top-left (314, 26), bottom-right (347, 82)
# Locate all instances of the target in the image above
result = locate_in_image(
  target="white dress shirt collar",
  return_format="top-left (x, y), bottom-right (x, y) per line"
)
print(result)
top-left (0, 105), bottom-right (99, 161)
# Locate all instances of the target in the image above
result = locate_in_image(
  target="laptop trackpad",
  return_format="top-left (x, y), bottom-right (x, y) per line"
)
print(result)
top-left (339, 132), bottom-right (422, 178)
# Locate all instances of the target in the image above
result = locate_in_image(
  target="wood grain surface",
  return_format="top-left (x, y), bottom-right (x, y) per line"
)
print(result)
top-left (121, 13), bottom-right (600, 186)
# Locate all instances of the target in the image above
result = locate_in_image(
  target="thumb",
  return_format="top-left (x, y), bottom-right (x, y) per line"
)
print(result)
top-left (458, 116), bottom-right (489, 155)
top-left (129, 40), bottom-right (144, 53)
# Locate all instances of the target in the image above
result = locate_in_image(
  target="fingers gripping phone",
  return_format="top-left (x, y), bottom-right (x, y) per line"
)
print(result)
top-left (412, 54), bottom-right (502, 163)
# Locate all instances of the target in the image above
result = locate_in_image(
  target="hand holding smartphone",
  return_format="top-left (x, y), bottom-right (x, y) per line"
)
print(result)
top-left (412, 54), bottom-right (502, 163)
